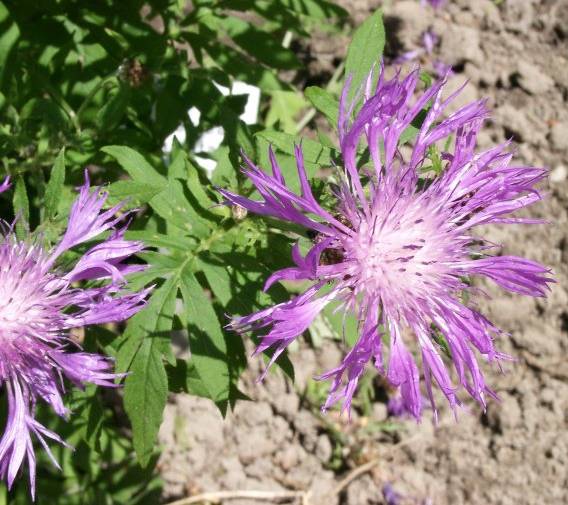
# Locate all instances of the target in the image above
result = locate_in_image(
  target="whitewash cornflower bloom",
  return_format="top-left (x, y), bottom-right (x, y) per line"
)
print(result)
top-left (0, 173), bottom-right (149, 496)
top-left (219, 67), bottom-right (552, 421)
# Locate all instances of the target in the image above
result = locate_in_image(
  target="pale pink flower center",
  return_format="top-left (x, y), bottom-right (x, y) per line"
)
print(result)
top-left (343, 197), bottom-right (456, 302)
top-left (0, 250), bottom-right (52, 339)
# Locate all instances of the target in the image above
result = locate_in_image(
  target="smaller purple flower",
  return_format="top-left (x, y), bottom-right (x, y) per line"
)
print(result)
top-left (387, 393), bottom-right (409, 418)
top-left (0, 177), bottom-right (10, 194)
top-left (393, 29), bottom-right (451, 78)
top-left (0, 172), bottom-right (149, 497)
top-left (432, 59), bottom-right (453, 78)
top-left (422, 29), bottom-right (438, 55)
top-left (421, 0), bottom-right (446, 8)
top-left (387, 390), bottom-right (430, 418)
top-left (382, 483), bottom-right (402, 505)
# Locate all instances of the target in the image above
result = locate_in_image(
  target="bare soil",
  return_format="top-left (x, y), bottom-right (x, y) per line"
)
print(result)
top-left (158, 1), bottom-right (568, 504)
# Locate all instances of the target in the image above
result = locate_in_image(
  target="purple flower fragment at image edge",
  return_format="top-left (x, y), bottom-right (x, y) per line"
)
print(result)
top-left (382, 483), bottom-right (402, 505)
top-left (0, 177), bottom-right (10, 193)
top-left (421, 0), bottom-right (446, 8)
top-left (218, 65), bottom-right (553, 423)
top-left (0, 172), bottom-right (150, 498)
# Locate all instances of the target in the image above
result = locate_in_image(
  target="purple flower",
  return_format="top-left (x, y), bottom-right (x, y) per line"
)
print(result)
top-left (421, 0), bottom-right (446, 8)
top-left (0, 177), bottom-right (10, 193)
top-left (382, 483), bottom-right (402, 505)
top-left (387, 392), bottom-right (410, 418)
top-left (393, 29), bottom-right (451, 79)
top-left (422, 30), bottom-right (438, 55)
top-left (0, 173), bottom-right (149, 497)
top-left (219, 67), bottom-right (552, 421)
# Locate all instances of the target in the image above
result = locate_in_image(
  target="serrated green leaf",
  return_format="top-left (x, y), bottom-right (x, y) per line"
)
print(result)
top-left (118, 277), bottom-right (178, 467)
top-left (12, 175), bottom-right (28, 239)
top-left (345, 9), bottom-right (385, 102)
top-left (198, 257), bottom-right (232, 306)
top-left (43, 148), bottom-right (65, 220)
top-left (117, 277), bottom-right (178, 374)
top-left (266, 90), bottom-right (307, 134)
top-left (101, 145), bottom-right (165, 187)
top-left (124, 231), bottom-right (195, 251)
top-left (180, 268), bottom-right (230, 405)
top-left (165, 359), bottom-right (210, 397)
top-left (198, 247), bottom-right (294, 383)
top-left (168, 145), bottom-right (188, 179)
top-left (182, 155), bottom-right (216, 210)
top-left (106, 180), bottom-right (163, 209)
top-left (123, 336), bottom-right (168, 467)
top-left (151, 178), bottom-right (212, 236)
top-left (102, 145), bottom-right (212, 236)
top-left (305, 86), bottom-right (339, 129)
top-left (255, 135), bottom-right (321, 195)
top-left (256, 129), bottom-right (336, 165)
top-left (210, 146), bottom-right (238, 187)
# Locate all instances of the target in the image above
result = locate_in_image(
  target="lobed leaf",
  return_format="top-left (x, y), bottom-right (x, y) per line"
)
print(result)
top-left (180, 269), bottom-right (231, 406)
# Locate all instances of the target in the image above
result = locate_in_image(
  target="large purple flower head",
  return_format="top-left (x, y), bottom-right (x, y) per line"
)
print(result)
top-left (0, 173), bottom-right (149, 497)
top-left (219, 66), bottom-right (552, 422)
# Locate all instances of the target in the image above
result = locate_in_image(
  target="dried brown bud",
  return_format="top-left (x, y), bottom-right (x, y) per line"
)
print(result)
top-left (118, 58), bottom-right (150, 88)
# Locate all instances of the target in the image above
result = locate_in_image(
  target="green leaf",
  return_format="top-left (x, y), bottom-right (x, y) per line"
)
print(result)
top-left (101, 145), bottom-right (165, 187)
top-left (304, 86), bottom-right (339, 129)
top-left (400, 105), bottom-right (429, 145)
top-left (12, 176), bottom-right (29, 239)
top-left (166, 359), bottom-right (210, 397)
top-left (124, 231), bottom-right (195, 251)
top-left (319, 301), bottom-right (359, 347)
top-left (344, 9), bottom-right (385, 101)
top-left (123, 335), bottom-right (168, 467)
top-left (178, 154), bottom-right (216, 210)
top-left (106, 180), bottom-right (163, 209)
top-left (256, 129), bottom-right (336, 166)
top-left (255, 132), bottom-right (332, 195)
top-left (221, 17), bottom-right (300, 70)
top-left (102, 145), bottom-right (213, 236)
top-left (279, 0), bottom-right (348, 19)
top-left (266, 90), bottom-right (307, 134)
top-left (43, 148), bottom-right (66, 220)
top-left (117, 277), bottom-right (178, 374)
top-left (96, 84), bottom-right (130, 130)
top-left (0, 2), bottom-right (20, 89)
top-left (71, 385), bottom-right (104, 452)
top-left (198, 258), bottom-right (232, 306)
top-left (180, 268), bottom-right (230, 405)
top-left (200, 38), bottom-right (289, 92)
top-left (151, 178), bottom-right (212, 236)
top-left (119, 277), bottom-right (178, 467)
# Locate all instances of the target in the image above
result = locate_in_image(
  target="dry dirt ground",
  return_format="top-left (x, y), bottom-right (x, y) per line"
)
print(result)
top-left (157, 1), bottom-right (568, 504)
